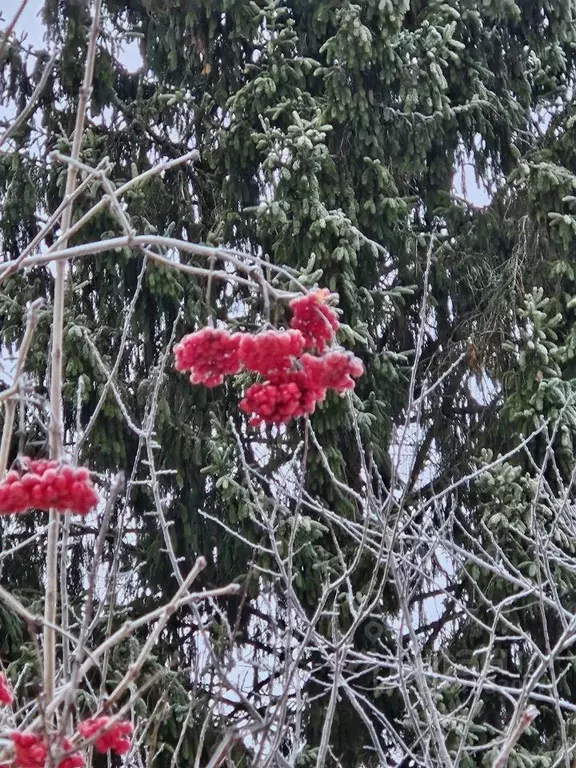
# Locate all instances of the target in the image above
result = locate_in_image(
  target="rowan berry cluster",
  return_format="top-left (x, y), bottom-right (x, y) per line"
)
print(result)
top-left (173, 328), bottom-right (243, 387)
top-left (239, 330), bottom-right (305, 377)
top-left (289, 289), bottom-right (340, 352)
top-left (78, 717), bottom-right (133, 755)
top-left (0, 719), bottom-right (133, 768)
top-left (0, 460), bottom-right (99, 517)
top-left (174, 289), bottom-right (364, 425)
top-left (300, 352), bottom-right (365, 393)
top-left (240, 370), bottom-right (327, 425)
top-left (9, 734), bottom-right (84, 768)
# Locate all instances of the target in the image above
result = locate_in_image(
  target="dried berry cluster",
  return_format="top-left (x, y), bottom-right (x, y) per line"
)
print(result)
top-left (174, 290), bottom-right (364, 425)
top-left (0, 684), bottom-right (133, 768)
top-left (0, 460), bottom-right (99, 517)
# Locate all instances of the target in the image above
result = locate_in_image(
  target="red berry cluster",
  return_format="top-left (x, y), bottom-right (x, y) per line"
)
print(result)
top-left (173, 328), bottom-right (243, 387)
top-left (10, 734), bottom-right (84, 768)
top-left (239, 351), bottom-right (363, 426)
top-left (0, 673), bottom-right (13, 706)
top-left (78, 717), bottom-right (133, 755)
top-left (239, 329), bottom-right (305, 377)
top-left (301, 352), bottom-right (365, 393)
top-left (289, 289), bottom-right (340, 352)
top-left (240, 370), bottom-right (327, 425)
top-left (0, 460), bottom-right (99, 517)
top-left (2, 719), bottom-right (133, 768)
top-left (174, 289), bottom-right (363, 425)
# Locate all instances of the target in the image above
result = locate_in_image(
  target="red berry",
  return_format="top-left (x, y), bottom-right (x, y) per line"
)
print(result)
top-left (7, 482), bottom-right (28, 512)
top-left (20, 473), bottom-right (39, 489)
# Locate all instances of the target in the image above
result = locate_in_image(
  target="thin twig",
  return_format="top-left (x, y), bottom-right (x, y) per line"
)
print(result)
top-left (0, 0), bottom-right (30, 62)
top-left (0, 298), bottom-right (44, 478)
top-left (44, 0), bottom-right (102, 709)
top-left (0, 51), bottom-right (58, 149)
top-left (493, 706), bottom-right (539, 768)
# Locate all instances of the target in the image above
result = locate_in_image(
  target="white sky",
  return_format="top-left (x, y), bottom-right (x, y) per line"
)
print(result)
top-left (1, 0), bottom-right (44, 43)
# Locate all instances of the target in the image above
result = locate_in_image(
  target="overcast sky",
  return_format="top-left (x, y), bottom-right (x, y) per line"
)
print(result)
top-left (1, 0), bottom-right (44, 43)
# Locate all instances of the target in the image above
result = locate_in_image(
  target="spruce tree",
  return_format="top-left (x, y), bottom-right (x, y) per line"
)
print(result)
top-left (3, 1), bottom-right (576, 765)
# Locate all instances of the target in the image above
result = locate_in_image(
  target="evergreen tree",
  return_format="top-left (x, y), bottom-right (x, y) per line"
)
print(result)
top-left (3, 0), bottom-right (576, 765)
